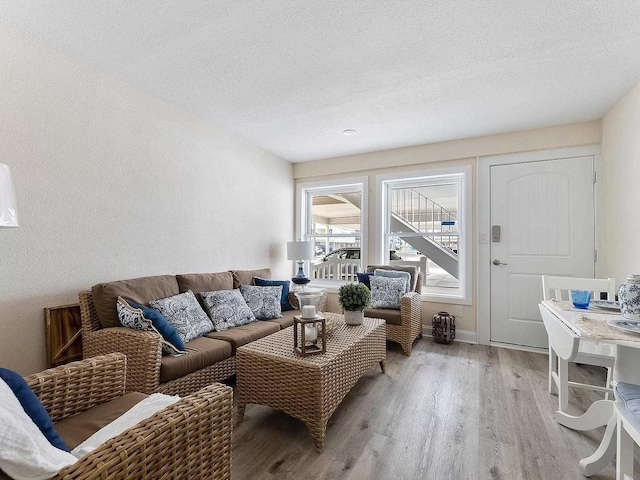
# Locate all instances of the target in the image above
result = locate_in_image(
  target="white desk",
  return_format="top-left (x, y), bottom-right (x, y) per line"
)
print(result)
top-left (539, 300), bottom-right (640, 476)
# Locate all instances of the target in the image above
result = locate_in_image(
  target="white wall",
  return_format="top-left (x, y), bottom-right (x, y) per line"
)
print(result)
top-left (600, 81), bottom-right (640, 285)
top-left (0, 29), bottom-right (294, 375)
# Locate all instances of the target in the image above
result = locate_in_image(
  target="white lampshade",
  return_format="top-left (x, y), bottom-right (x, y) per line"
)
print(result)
top-left (0, 163), bottom-right (18, 228)
top-left (287, 241), bottom-right (314, 261)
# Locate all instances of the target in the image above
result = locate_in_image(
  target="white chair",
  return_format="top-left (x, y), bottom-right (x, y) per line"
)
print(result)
top-left (615, 382), bottom-right (640, 480)
top-left (541, 276), bottom-right (616, 415)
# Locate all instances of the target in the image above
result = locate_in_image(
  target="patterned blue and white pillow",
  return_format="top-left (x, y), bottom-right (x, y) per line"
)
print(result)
top-left (370, 276), bottom-right (407, 310)
top-left (240, 285), bottom-right (283, 320)
top-left (149, 291), bottom-right (214, 343)
top-left (374, 269), bottom-right (411, 294)
top-left (201, 289), bottom-right (256, 332)
top-left (116, 297), bottom-right (186, 355)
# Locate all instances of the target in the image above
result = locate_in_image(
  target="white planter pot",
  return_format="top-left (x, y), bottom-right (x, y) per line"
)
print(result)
top-left (344, 310), bottom-right (364, 325)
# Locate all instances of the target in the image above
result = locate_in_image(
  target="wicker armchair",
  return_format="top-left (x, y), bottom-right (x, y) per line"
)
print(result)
top-left (78, 291), bottom-right (236, 396)
top-left (363, 267), bottom-right (423, 356)
top-left (19, 353), bottom-right (233, 480)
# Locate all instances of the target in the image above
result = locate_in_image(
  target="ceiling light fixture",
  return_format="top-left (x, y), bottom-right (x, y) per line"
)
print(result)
top-left (342, 129), bottom-right (357, 136)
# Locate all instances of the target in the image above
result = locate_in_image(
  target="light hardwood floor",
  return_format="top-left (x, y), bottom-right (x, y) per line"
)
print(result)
top-left (231, 339), bottom-right (637, 480)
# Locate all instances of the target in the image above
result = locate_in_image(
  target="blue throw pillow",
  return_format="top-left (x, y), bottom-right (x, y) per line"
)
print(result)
top-left (0, 368), bottom-right (69, 452)
top-left (254, 277), bottom-right (294, 311)
top-left (357, 272), bottom-right (374, 290)
top-left (128, 301), bottom-right (186, 351)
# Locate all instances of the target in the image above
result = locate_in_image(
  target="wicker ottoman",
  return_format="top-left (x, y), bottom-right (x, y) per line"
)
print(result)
top-left (236, 313), bottom-right (386, 452)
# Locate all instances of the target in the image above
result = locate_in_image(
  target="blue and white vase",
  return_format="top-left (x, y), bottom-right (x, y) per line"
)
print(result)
top-left (619, 275), bottom-right (640, 320)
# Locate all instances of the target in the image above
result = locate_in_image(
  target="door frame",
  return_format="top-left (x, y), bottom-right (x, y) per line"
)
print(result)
top-left (477, 145), bottom-right (602, 347)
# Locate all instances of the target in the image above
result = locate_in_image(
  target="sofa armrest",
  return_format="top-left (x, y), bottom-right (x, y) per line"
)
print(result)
top-left (26, 354), bottom-right (127, 422)
top-left (54, 383), bottom-right (233, 480)
top-left (83, 327), bottom-right (162, 395)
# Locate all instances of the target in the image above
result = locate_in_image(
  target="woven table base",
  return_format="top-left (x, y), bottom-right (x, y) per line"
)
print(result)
top-left (236, 314), bottom-right (386, 452)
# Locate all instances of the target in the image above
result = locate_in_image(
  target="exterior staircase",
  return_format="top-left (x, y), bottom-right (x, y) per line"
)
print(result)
top-left (391, 187), bottom-right (459, 279)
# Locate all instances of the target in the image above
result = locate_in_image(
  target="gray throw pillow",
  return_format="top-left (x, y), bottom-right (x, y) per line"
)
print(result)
top-left (149, 290), bottom-right (214, 343)
top-left (370, 275), bottom-right (407, 310)
top-left (374, 269), bottom-right (411, 294)
top-left (201, 289), bottom-right (256, 331)
top-left (240, 285), bottom-right (283, 320)
top-left (116, 297), bottom-right (186, 355)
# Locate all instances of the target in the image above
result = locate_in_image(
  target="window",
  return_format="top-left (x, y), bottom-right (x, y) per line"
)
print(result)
top-left (296, 178), bottom-right (367, 285)
top-left (378, 166), bottom-right (471, 303)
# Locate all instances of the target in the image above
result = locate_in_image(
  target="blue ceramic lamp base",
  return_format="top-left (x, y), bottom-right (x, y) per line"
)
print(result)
top-left (291, 262), bottom-right (311, 285)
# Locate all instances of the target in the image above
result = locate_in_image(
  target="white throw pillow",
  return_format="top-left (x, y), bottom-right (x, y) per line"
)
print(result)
top-left (149, 291), bottom-right (214, 343)
top-left (0, 379), bottom-right (77, 480)
top-left (373, 269), bottom-right (411, 294)
top-left (240, 285), bottom-right (283, 320)
top-left (201, 289), bottom-right (256, 331)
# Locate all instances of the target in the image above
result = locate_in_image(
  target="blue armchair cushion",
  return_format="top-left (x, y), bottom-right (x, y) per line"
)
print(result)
top-left (0, 368), bottom-right (69, 452)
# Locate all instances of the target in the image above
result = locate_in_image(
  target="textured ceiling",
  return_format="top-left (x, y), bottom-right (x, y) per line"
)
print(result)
top-left (2, 1), bottom-right (640, 162)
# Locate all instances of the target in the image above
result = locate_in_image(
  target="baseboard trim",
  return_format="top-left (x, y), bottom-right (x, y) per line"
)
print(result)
top-left (422, 326), bottom-right (477, 344)
top-left (489, 341), bottom-right (547, 354)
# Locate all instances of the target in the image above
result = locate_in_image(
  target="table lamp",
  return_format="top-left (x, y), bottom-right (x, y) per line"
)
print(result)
top-left (287, 241), bottom-right (314, 285)
top-left (0, 163), bottom-right (18, 228)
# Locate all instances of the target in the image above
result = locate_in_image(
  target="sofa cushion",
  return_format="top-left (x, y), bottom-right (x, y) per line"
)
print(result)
top-left (159, 337), bottom-right (233, 384)
top-left (370, 276), bottom-right (406, 310)
top-left (231, 268), bottom-right (271, 289)
top-left (367, 264), bottom-right (418, 293)
top-left (117, 297), bottom-right (186, 355)
top-left (265, 309), bottom-right (298, 329)
top-left (176, 272), bottom-right (234, 294)
top-left (254, 277), bottom-right (294, 311)
top-left (205, 322), bottom-right (279, 354)
top-left (240, 285), bottom-right (282, 320)
top-left (364, 308), bottom-right (403, 326)
top-left (92, 275), bottom-right (180, 329)
top-left (54, 392), bottom-right (147, 450)
top-left (201, 289), bottom-right (256, 331)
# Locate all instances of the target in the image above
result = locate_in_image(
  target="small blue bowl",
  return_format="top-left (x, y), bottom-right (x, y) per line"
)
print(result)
top-left (570, 290), bottom-right (591, 309)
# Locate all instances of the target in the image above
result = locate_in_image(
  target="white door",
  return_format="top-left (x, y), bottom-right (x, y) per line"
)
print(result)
top-left (490, 156), bottom-right (595, 348)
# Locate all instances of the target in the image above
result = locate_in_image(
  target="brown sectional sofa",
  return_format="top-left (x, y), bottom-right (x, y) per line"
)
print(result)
top-left (80, 268), bottom-right (322, 396)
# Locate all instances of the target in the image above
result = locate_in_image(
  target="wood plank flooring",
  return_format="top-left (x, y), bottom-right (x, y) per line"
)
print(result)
top-left (231, 339), bottom-right (637, 480)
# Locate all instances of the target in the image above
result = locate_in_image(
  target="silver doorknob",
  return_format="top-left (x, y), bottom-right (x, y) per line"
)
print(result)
top-left (492, 259), bottom-right (508, 266)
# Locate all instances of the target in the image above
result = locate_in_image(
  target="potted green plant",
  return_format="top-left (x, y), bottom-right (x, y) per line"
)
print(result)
top-left (338, 283), bottom-right (371, 325)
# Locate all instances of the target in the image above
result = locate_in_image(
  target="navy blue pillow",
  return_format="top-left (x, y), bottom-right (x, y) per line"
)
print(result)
top-left (128, 301), bottom-right (186, 351)
top-left (0, 368), bottom-right (69, 452)
top-left (254, 277), bottom-right (294, 311)
top-left (357, 272), bottom-right (374, 290)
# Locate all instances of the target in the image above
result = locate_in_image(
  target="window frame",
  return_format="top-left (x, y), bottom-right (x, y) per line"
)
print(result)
top-left (295, 176), bottom-right (368, 289)
top-left (376, 165), bottom-right (472, 305)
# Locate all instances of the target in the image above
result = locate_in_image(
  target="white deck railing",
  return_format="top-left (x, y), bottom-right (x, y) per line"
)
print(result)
top-left (311, 259), bottom-right (361, 282)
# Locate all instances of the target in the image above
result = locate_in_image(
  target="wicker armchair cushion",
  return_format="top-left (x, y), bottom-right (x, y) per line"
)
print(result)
top-left (54, 393), bottom-right (147, 449)
top-left (231, 268), bottom-right (271, 289)
top-left (363, 308), bottom-right (403, 326)
top-left (366, 264), bottom-right (418, 292)
top-left (176, 272), bottom-right (234, 294)
top-left (160, 337), bottom-right (232, 384)
top-left (92, 275), bottom-right (180, 328)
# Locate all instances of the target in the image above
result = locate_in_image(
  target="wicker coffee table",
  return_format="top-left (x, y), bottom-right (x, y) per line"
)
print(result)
top-left (236, 313), bottom-right (386, 452)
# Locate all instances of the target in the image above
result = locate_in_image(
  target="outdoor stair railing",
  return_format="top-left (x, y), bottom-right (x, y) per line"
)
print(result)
top-left (391, 187), bottom-right (458, 255)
